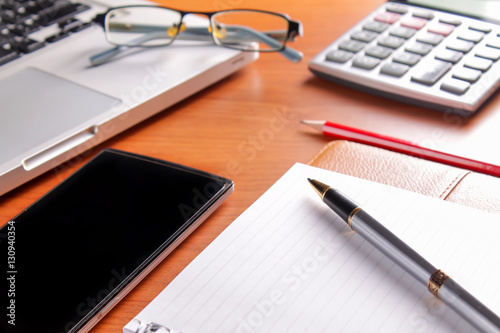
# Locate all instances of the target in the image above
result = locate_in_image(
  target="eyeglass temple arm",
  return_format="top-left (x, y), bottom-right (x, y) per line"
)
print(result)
top-left (89, 31), bottom-right (166, 66)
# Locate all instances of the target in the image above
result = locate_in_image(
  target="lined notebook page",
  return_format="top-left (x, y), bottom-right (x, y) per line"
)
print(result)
top-left (126, 163), bottom-right (500, 333)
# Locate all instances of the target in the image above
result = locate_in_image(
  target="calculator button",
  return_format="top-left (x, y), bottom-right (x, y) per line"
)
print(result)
top-left (413, 10), bottom-right (435, 20)
top-left (351, 30), bottom-right (379, 43)
top-left (339, 39), bottom-right (366, 53)
top-left (411, 59), bottom-right (451, 85)
top-left (417, 32), bottom-right (444, 46)
top-left (438, 17), bottom-right (462, 26)
top-left (353, 56), bottom-right (381, 69)
top-left (401, 17), bottom-right (428, 30)
top-left (375, 12), bottom-right (401, 24)
top-left (447, 39), bottom-right (475, 53)
top-left (452, 67), bottom-right (482, 83)
top-left (405, 42), bottom-right (433, 55)
top-left (386, 4), bottom-right (408, 14)
top-left (366, 45), bottom-right (393, 59)
top-left (435, 49), bottom-right (463, 64)
top-left (390, 26), bottom-right (417, 39)
top-left (363, 21), bottom-right (390, 33)
top-left (380, 62), bottom-right (409, 77)
top-left (441, 79), bottom-right (470, 95)
top-left (476, 46), bottom-right (500, 61)
top-left (464, 57), bottom-right (493, 72)
top-left (393, 52), bottom-right (421, 66)
top-left (378, 35), bottom-right (406, 49)
top-left (325, 49), bottom-right (354, 63)
top-left (486, 37), bottom-right (500, 49)
top-left (469, 25), bottom-right (492, 33)
top-left (428, 23), bottom-right (455, 36)
top-left (458, 30), bottom-right (485, 43)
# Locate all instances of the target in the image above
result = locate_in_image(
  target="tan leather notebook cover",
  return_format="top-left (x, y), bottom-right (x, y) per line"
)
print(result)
top-left (308, 140), bottom-right (500, 214)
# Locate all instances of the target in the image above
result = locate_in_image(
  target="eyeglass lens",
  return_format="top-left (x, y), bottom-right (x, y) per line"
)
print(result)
top-left (211, 11), bottom-right (289, 51)
top-left (105, 7), bottom-right (183, 46)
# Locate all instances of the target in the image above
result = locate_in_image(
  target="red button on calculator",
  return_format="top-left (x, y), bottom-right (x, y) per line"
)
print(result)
top-left (375, 12), bottom-right (401, 24)
top-left (428, 23), bottom-right (455, 36)
top-left (401, 17), bottom-right (428, 30)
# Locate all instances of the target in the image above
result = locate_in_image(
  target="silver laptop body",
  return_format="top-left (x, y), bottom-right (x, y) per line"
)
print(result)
top-left (0, 0), bottom-right (257, 196)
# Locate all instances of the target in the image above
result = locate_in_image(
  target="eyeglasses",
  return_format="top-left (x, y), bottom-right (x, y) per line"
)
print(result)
top-left (90, 6), bottom-right (303, 66)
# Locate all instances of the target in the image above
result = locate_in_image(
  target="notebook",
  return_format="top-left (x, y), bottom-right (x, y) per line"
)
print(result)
top-left (0, 0), bottom-right (257, 196)
top-left (123, 163), bottom-right (500, 333)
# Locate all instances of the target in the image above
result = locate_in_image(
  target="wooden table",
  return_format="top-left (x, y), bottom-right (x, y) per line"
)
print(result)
top-left (2, 0), bottom-right (500, 331)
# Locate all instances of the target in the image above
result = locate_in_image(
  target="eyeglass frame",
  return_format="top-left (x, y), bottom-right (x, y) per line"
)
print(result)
top-left (90, 5), bottom-right (303, 66)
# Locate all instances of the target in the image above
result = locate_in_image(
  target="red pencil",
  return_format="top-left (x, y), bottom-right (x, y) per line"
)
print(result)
top-left (301, 120), bottom-right (500, 178)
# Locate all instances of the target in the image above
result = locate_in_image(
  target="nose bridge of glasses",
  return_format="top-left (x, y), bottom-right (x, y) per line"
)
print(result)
top-left (178, 12), bottom-right (216, 38)
top-left (167, 22), bottom-right (186, 36)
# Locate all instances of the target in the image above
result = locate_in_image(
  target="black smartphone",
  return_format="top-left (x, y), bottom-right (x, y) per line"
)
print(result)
top-left (0, 149), bottom-right (233, 333)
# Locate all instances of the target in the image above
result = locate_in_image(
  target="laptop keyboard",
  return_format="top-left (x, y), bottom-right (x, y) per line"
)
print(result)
top-left (0, 0), bottom-right (91, 66)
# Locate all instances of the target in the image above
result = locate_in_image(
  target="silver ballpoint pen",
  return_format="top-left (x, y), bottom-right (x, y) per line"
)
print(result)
top-left (308, 178), bottom-right (500, 333)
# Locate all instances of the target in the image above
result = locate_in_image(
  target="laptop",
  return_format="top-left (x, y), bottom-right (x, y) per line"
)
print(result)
top-left (0, 0), bottom-right (257, 197)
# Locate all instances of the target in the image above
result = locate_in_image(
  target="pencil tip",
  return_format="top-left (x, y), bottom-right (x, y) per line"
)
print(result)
top-left (300, 120), bottom-right (324, 132)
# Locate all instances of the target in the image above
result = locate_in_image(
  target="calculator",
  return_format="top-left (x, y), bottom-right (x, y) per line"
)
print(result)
top-left (308, 0), bottom-right (500, 116)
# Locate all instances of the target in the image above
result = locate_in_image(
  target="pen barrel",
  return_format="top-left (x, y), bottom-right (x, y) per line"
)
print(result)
top-left (351, 210), bottom-right (500, 333)
top-left (322, 188), bottom-right (358, 222)
top-left (350, 209), bottom-right (436, 286)
top-left (440, 278), bottom-right (500, 333)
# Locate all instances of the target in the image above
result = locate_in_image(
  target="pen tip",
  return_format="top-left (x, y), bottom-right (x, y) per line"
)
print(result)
top-left (307, 178), bottom-right (330, 199)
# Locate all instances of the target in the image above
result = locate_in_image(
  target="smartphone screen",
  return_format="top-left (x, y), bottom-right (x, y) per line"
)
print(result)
top-left (1, 149), bottom-right (233, 333)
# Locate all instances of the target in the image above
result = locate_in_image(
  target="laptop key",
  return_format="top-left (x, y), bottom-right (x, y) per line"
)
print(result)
top-left (0, 9), bottom-right (18, 24)
top-left (25, 0), bottom-right (58, 14)
top-left (12, 37), bottom-right (44, 53)
top-left (45, 31), bottom-right (69, 43)
top-left (0, 44), bottom-right (19, 65)
top-left (35, 1), bottom-right (90, 27)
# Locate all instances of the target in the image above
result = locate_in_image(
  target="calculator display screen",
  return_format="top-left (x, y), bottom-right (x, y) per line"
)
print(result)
top-left (406, 0), bottom-right (500, 24)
